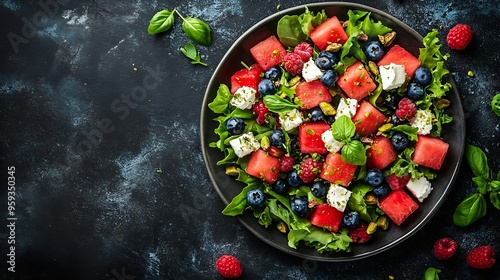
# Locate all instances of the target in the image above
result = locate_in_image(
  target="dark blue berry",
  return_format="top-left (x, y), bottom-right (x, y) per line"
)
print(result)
top-left (246, 189), bottom-right (265, 208)
top-left (272, 179), bottom-right (289, 194)
top-left (407, 82), bottom-right (424, 100)
top-left (343, 211), bottom-right (361, 229)
top-left (413, 67), bottom-right (432, 86)
top-left (291, 196), bottom-right (309, 216)
top-left (391, 115), bottom-right (407, 126)
top-left (270, 130), bottom-right (284, 146)
top-left (258, 79), bottom-right (277, 96)
top-left (373, 182), bottom-right (391, 198)
top-left (310, 182), bottom-right (327, 198)
top-left (363, 41), bottom-right (384, 61)
top-left (366, 169), bottom-right (384, 186)
top-left (308, 107), bottom-right (325, 122)
top-left (320, 69), bottom-right (338, 87)
top-left (264, 67), bottom-right (282, 81)
top-left (390, 132), bottom-right (409, 152)
top-left (226, 117), bottom-right (245, 135)
top-left (325, 116), bottom-right (336, 125)
top-left (315, 51), bottom-right (338, 70)
top-left (287, 170), bottom-right (304, 188)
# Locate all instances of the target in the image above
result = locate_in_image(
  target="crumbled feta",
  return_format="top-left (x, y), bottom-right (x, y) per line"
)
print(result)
top-left (279, 109), bottom-right (304, 132)
top-left (406, 176), bottom-right (433, 202)
top-left (229, 132), bottom-right (260, 158)
top-left (410, 109), bottom-right (434, 135)
top-left (335, 98), bottom-right (358, 119)
top-left (326, 183), bottom-right (352, 212)
top-left (321, 129), bottom-right (345, 153)
top-left (302, 58), bottom-right (324, 82)
top-left (229, 86), bottom-right (257, 110)
top-left (379, 63), bottom-right (406, 91)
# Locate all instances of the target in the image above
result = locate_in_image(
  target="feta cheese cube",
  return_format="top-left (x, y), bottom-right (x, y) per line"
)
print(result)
top-left (326, 183), bottom-right (352, 212)
top-left (302, 58), bottom-right (324, 82)
top-left (406, 176), bottom-right (433, 202)
top-left (229, 132), bottom-right (260, 158)
top-left (410, 109), bottom-right (434, 135)
top-left (379, 63), bottom-right (406, 91)
top-left (279, 109), bottom-right (304, 132)
top-left (335, 98), bottom-right (358, 119)
top-left (229, 86), bottom-right (257, 110)
top-left (321, 129), bottom-right (345, 153)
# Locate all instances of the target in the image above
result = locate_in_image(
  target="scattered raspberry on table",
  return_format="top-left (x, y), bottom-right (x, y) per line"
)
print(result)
top-left (466, 245), bottom-right (496, 269)
top-left (446, 23), bottom-right (473, 50)
top-left (215, 255), bottom-right (243, 278)
top-left (432, 237), bottom-right (458, 260)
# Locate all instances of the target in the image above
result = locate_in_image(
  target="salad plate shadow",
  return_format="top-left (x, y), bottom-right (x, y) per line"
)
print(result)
top-left (200, 2), bottom-right (465, 261)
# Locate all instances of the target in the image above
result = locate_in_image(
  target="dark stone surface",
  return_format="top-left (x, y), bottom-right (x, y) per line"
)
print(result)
top-left (1, 0), bottom-right (499, 279)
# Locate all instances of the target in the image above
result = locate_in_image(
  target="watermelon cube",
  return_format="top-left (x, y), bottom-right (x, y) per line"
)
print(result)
top-left (295, 80), bottom-right (332, 110)
top-left (377, 44), bottom-right (421, 78)
top-left (245, 149), bottom-right (280, 184)
top-left (309, 203), bottom-right (344, 232)
top-left (299, 122), bottom-right (331, 154)
top-left (230, 64), bottom-right (263, 94)
top-left (337, 61), bottom-right (377, 101)
top-left (379, 189), bottom-right (419, 226)
top-left (250, 35), bottom-right (287, 71)
top-left (412, 135), bottom-right (449, 170)
top-left (366, 136), bottom-right (398, 170)
top-left (310, 16), bottom-right (349, 50)
top-left (320, 152), bottom-right (358, 186)
top-left (352, 100), bottom-right (387, 137)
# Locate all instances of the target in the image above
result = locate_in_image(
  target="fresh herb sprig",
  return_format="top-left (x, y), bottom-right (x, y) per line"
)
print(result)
top-left (492, 93), bottom-right (500, 117)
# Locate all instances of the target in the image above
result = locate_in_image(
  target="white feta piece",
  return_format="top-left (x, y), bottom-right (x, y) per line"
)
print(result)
top-left (406, 176), bottom-right (433, 202)
top-left (379, 63), bottom-right (406, 91)
top-left (302, 58), bottom-right (324, 82)
top-left (321, 129), bottom-right (345, 153)
top-left (326, 183), bottom-right (352, 212)
top-left (335, 97), bottom-right (358, 119)
top-left (279, 109), bottom-right (304, 132)
top-left (229, 86), bottom-right (257, 110)
top-left (229, 132), bottom-right (260, 158)
top-left (410, 109), bottom-right (434, 135)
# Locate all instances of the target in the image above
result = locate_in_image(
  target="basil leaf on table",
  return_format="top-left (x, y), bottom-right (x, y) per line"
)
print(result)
top-left (180, 42), bottom-right (207, 66)
top-left (148, 9), bottom-right (176, 34)
top-left (422, 267), bottom-right (441, 280)
top-left (466, 144), bottom-right (490, 179)
top-left (453, 193), bottom-right (487, 227)
top-left (492, 93), bottom-right (500, 117)
top-left (490, 192), bottom-right (500, 210)
top-left (181, 16), bottom-right (212, 46)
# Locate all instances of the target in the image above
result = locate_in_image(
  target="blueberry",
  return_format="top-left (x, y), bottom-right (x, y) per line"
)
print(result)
top-left (407, 82), bottom-right (424, 100)
top-left (258, 79), bottom-right (277, 96)
top-left (373, 182), bottom-right (391, 198)
top-left (366, 169), bottom-right (384, 186)
top-left (311, 182), bottom-right (327, 198)
top-left (270, 130), bottom-right (284, 146)
top-left (287, 170), bottom-right (304, 188)
top-left (315, 51), bottom-right (338, 70)
top-left (246, 189), bottom-right (265, 208)
top-left (291, 196), bottom-right (309, 216)
top-left (413, 66), bottom-right (432, 86)
top-left (320, 69), bottom-right (338, 87)
top-left (325, 115), bottom-right (336, 125)
top-left (272, 179), bottom-right (289, 194)
top-left (390, 132), bottom-right (409, 152)
top-left (343, 211), bottom-right (361, 229)
top-left (391, 115), bottom-right (407, 126)
top-left (264, 67), bottom-right (282, 81)
top-left (308, 107), bottom-right (325, 122)
top-left (226, 117), bottom-right (245, 135)
top-left (363, 41), bottom-right (384, 61)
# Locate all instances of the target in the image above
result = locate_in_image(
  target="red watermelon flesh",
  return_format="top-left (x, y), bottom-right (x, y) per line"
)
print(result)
top-left (379, 189), bottom-right (419, 226)
top-left (310, 203), bottom-right (344, 232)
top-left (230, 64), bottom-right (263, 94)
top-left (295, 80), bottom-right (332, 110)
top-left (377, 44), bottom-right (421, 78)
top-left (412, 135), bottom-right (449, 170)
top-left (250, 35), bottom-right (287, 71)
top-left (310, 16), bottom-right (349, 50)
top-left (245, 149), bottom-right (280, 184)
top-left (352, 100), bottom-right (387, 137)
top-left (320, 152), bottom-right (358, 186)
top-left (366, 136), bottom-right (398, 170)
top-left (337, 61), bottom-right (377, 101)
top-left (299, 122), bottom-right (331, 154)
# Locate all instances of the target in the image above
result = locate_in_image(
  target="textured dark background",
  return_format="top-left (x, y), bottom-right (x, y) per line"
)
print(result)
top-left (1, 0), bottom-right (499, 279)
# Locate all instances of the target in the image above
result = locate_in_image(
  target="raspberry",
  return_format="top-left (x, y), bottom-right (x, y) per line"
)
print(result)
top-left (298, 157), bottom-right (322, 183)
top-left (446, 24), bottom-right (473, 50)
top-left (215, 255), bottom-right (243, 278)
top-left (284, 52), bottom-right (304, 76)
top-left (348, 222), bottom-right (372, 244)
top-left (466, 245), bottom-right (496, 269)
top-left (252, 100), bottom-right (269, 125)
top-left (432, 237), bottom-right (458, 260)
top-left (386, 173), bottom-right (410, 190)
top-left (280, 155), bottom-right (295, 172)
top-left (395, 97), bottom-right (417, 119)
top-left (294, 42), bottom-right (313, 62)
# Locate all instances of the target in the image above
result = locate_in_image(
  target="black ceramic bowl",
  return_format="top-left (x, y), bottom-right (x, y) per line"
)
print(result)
top-left (200, 2), bottom-right (465, 261)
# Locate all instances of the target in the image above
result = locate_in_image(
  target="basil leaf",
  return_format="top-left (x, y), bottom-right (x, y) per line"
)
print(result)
top-left (180, 42), bottom-right (207, 66)
top-left (472, 176), bottom-right (489, 194)
top-left (148, 9), bottom-right (176, 35)
top-left (453, 193), bottom-right (487, 227)
top-left (466, 144), bottom-right (490, 179)
top-left (422, 267), bottom-right (441, 280)
top-left (490, 192), bottom-right (500, 210)
top-left (341, 140), bottom-right (367, 166)
top-left (208, 84), bottom-right (231, 114)
top-left (263, 95), bottom-right (298, 113)
top-left (331, 115), bottom-right (356, 142)
top-left (181, 16), bottom-right (212, 46)
top-left (277, 15), bottom-right (305, 48)
top-left (490, 180), bottom-right (500, 192)
top-left (492, 93), bottom-right (500, 117)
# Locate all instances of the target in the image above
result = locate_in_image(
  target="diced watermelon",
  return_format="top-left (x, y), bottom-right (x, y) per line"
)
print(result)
top-left (310, 16), bottom-right (349, 50)
top-left (299, 122), bottom-right (331, 154)
top-left (249, 35), bottom-right (287, 71)
top-left (230, 64), bottom-right (263, 94)
top-left (320, 152), bottom-right (358, 186)
top-left (366, 136), bottom-right (398, 170)
top-left (337, 61), bottom-right (377, 101)
top-left (412, 135), bottom-right (449, 170)
top-left (245, 149), bottom-right (280, 184)
top-left (352, 100), bottom-right (387, 137)
top-left (377, 44), bottom-right (421, 78)
top-left (309, 203), bottom-right (344, 232)
top-left (295, 80), bottom-right (332, 110)
top-left (379, 189), bottom-right (419, 226)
